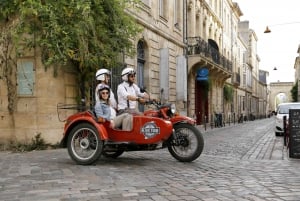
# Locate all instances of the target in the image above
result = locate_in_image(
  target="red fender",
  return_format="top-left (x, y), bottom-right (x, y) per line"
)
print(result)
top-left (61, 111), bottom-right (109, 147)
top-left (170, 115), bottom-right (196, 125)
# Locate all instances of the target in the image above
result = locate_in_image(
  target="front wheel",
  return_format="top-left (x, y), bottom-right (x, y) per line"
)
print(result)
top-left (67, 123), bottom-right (103, 165)
top-left (168, 123), bottom-right (204, 162)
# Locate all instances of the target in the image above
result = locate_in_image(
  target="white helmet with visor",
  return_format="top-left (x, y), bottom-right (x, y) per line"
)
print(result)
top-left (121, 67), bottom-right (136, 81)
top-left (96, 68), bottom-right (111, 81)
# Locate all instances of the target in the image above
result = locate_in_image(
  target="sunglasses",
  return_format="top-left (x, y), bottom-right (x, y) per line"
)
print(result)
top-left (129, 74), bottom-right (136, 78)
top-left (101, 91), bottom-right (109, 95)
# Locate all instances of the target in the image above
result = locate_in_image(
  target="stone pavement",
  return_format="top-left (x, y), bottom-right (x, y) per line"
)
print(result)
top-left (1, 118), bottom-right (300, 201)
top-left (197, 118), bottom-right (288, 160)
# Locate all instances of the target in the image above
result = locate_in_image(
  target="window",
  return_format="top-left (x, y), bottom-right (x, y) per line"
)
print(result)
top-left (174, 0), bottom-right (180, 28)
top-left (17, 60), bottom-right (35, 96)
top-left (141, 0), bottom-right (150, 6)
top-left (159, 48), bottom-right (169, 102)
top-left (159, 0), bottom-right (168, 19)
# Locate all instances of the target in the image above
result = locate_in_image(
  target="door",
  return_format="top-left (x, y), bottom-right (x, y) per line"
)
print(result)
top-left (195, 80), bottom-right (209, 125)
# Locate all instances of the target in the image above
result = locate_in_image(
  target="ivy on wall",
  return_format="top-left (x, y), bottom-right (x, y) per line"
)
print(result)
top-left (0, 0), bottom-right (143, 113)
top-left (223, 84), bottom-right (233, 103)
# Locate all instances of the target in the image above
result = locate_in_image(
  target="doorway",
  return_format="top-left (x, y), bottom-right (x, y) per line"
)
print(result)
top-left (195, 80), bottom-right (209, 125)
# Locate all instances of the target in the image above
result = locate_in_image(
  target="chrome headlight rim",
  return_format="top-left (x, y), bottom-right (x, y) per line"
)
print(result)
top-left (170, 103), bottom-right (176, 114)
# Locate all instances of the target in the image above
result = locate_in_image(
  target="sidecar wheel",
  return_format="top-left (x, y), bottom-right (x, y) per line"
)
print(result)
top-left (102, 150), bottom-right (124, 158)
top-left (67, 123), bottom-right (103, 165)
top-left (168, 123), bottom-right (204, 162)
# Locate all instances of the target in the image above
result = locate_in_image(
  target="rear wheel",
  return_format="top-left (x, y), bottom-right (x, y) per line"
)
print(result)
top-left (168, 123), bottom-right (204, 162)
top-left (67, 123), bottom-right (103, 165)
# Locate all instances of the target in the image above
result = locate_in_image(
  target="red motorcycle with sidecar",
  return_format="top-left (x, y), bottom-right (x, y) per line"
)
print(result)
top-left (58, 100), bottom-right (204, 165)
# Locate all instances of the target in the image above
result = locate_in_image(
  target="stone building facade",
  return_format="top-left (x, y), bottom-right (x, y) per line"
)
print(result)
top-left (0, 0), bottom-right (270, 144)
top-left (124, 0), bottom-right (187, 114)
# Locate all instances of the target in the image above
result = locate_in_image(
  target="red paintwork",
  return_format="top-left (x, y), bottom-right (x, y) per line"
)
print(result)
top-left (144, 108), bottom-right (196, 125)
top-left (103, 116), bottom-right (173, 144)
top-left (62, 103), bottom-right (196, 147)
top-left (170, 115), bottom-right (196, 125)
top-left (63, 111), bottom-right (109, 140)
top-left (62, 110), bottom-right (174, 145)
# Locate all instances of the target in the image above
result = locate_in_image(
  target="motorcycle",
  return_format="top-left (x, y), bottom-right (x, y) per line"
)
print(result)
top-left (58, 100), bottom-right (204, 165)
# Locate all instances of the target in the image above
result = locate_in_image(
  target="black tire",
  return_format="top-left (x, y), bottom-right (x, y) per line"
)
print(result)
top-left (67, 123), bottom-right (103, 165)
top-left (102, 150), bottom-right (124, 158)
top-left (168, 123), bottom-right (204, 162)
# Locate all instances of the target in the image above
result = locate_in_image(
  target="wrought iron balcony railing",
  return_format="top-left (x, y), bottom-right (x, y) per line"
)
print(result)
top-left (187, 37), bottom-right (232, 72)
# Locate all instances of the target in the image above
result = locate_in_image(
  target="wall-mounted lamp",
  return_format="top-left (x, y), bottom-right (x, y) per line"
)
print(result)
top-left (264, 26), bottom-right (271, 33)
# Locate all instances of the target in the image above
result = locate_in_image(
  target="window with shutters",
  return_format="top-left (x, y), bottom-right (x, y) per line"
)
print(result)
top-left (17, 60), bottom-right (35, 96)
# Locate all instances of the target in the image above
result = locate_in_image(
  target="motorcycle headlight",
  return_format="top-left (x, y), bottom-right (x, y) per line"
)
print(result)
top-left (170, 103), bottom-right (176, 114)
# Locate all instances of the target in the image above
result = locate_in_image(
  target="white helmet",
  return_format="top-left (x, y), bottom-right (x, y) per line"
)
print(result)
top-left (97, 84), bottom-right (110, 99)
top-left (95, 68), bottom-right (111, 81)
top-left (121, 67), bottom-right (136, 81)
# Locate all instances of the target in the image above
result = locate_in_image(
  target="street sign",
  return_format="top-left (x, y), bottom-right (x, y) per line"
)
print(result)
top-left (196, 68), bottom-right (209, 81)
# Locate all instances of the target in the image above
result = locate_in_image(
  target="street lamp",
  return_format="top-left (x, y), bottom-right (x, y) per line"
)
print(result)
top-left (264, 22), bottom-right (300, 33)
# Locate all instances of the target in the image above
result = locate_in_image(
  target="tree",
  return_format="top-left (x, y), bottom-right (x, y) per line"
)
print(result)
top-left (291, 81), bottom-right (298, 102)
top-left (0, 0), bottom-right (142, 112)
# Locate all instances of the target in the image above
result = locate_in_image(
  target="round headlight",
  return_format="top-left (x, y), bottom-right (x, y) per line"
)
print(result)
top-left (170, 104), bottom-right (176, 114)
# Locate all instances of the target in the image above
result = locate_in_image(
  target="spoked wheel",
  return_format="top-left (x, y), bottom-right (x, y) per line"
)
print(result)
top-left (67, 123), bottom-right (103, 165)
top-left (102, 150), bottom-right (124, 158)
top-left (168, 123), bottom-right (204, 162)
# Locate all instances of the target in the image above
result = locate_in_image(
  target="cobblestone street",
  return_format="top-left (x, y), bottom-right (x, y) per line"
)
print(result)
top-left (1, 118), bottom-right (300, 201)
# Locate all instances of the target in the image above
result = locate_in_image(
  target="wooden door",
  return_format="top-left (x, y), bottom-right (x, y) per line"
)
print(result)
top-left (195, 80), bottom-right (209, 125)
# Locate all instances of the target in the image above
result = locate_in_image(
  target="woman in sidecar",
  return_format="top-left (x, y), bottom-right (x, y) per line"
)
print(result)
top-left (94, 84), bottom-right (132, 131)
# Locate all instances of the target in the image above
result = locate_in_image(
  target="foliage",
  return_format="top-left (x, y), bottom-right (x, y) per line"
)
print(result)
top-left (0, 0), bottom-right (143, 110)
top-left (291, 81), bottom-right (298, 102)
top-left (0, 133), bottom-right (57, 152)
top-left (1, 0), bottom-right (142, 71)
top-left (223, 84), bottom-right (233, 103)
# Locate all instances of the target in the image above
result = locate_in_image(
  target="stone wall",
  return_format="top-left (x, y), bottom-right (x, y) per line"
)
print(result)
top-left (0, 54), bottom-right (77, 145)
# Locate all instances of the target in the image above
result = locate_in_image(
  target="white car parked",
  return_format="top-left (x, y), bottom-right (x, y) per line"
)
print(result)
top-left (275, 102), bottom-right (300, 136)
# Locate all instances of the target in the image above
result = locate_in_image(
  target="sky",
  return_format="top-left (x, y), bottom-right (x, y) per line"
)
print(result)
top-left (235, 0), bottom-right (300, 83)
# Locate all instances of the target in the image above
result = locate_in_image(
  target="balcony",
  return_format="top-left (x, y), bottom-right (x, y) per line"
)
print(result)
top-left (187, 37), bottom-right (232, 79)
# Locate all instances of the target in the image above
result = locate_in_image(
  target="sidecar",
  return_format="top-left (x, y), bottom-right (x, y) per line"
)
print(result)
top-left (59, 108), bottom-right (174, 165)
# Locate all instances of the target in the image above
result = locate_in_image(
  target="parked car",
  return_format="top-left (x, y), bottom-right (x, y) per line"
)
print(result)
top-left (275, 102), bottom-right (300, 136)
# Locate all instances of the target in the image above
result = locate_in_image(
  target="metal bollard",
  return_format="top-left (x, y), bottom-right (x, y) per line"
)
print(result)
top-left (283, 115), bottom-right (287, 146)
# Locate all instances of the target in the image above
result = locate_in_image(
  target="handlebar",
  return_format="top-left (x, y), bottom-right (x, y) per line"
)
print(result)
top-left (145, 99), bottom-right (160, 106)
